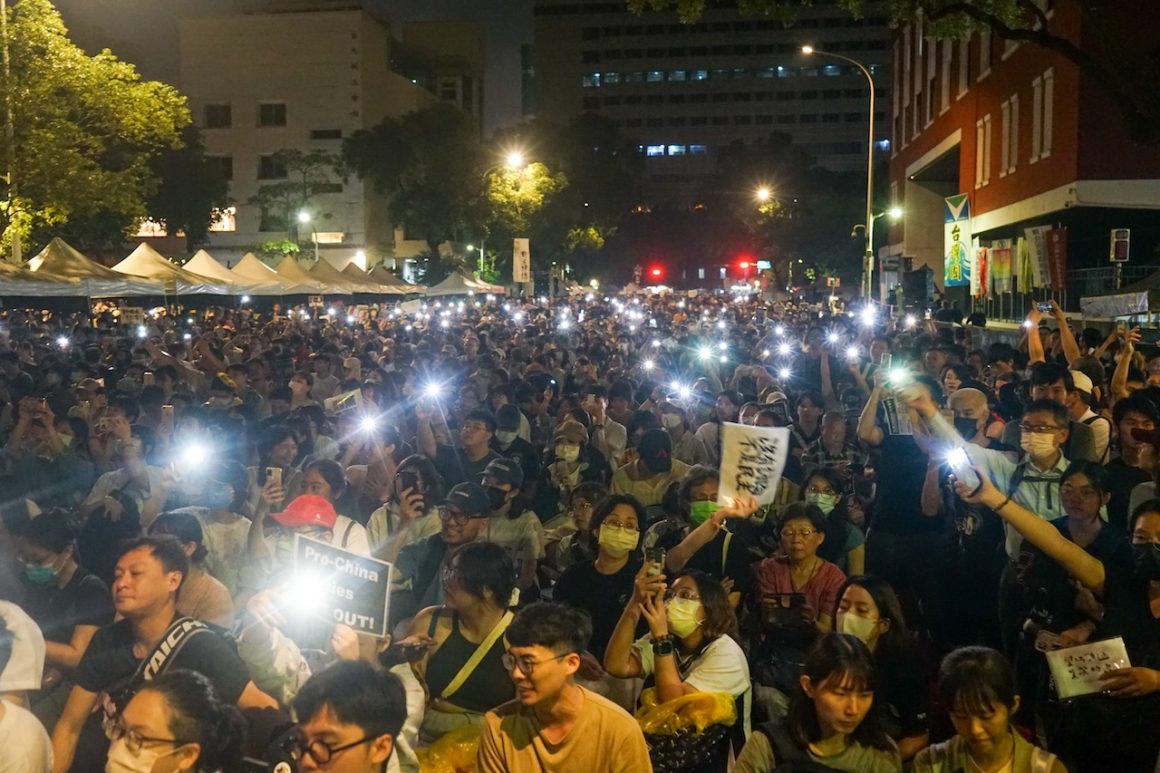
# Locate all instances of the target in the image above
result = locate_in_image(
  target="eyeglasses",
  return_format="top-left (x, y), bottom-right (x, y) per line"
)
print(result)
top-left (781, 528), bottom-right (818, 539)
top-left (501, 651), bottom-right (569, 675)
top-left (438, 507), bottom-right (469, 524)
top-left (1018, 423), bottom-right (1062, 434)
top-left (602, 521), bottom-right (639, 532)
top-left (103, 716), bottom-right (192, 755)
top-left (461, 422), bottom-right (489, 433)
top-left (278, 731), bottom-right (375, 765)
top-left (572, 502), bottom-right (595, 512)
top-left (663, 589), bottom-right (701, 602)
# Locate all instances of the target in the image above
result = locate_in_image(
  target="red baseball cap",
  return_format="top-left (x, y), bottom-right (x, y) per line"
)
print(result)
top-left (269, 494), bottom-right (337, 530)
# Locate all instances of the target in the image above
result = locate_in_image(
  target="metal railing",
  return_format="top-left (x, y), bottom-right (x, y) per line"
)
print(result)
top-left (971, 265), bottom-right (1160, 321)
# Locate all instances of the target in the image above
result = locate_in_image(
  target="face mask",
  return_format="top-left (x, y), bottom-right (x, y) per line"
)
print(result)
top-left (556, 444), bottom-right (580, 464)
top-left (1021, 431), bottom-right (1057, 458)
top-left (1131, 543), bottom-right (1160, 582)
top-left (485, 486), bottom-right (508, 511)
top-left (57, 432), bottom-right (74, 448)
top-left (598, 524), bottom-right (639, 558)
top-left (105, 736), bottom-right (181, 773)
top-left (806, 492), bottom-right (839, 515)
top-left (24, 555), bottom-right (61, 585)
top-left (837, 612), bottom-right (880, 643)
top-left (666, 597), bottom-right (703, 638)
top-left (662, 413), bottom-right (683, 430)
top-left (954, 416), bottom-right (980, 441)
top-left (690, 500), bottom-right (719, 525)
top-left (495, 430), bottom-right (518, 447)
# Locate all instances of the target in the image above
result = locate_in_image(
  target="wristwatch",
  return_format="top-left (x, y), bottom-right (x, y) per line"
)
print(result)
top-left (651, 635), bottom-right (675, 657)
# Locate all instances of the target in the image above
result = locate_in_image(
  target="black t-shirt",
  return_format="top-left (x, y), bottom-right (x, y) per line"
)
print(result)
top-left (1099, 563), bottom-right (1160, 671)
top-left (74, 616), bottom-right (250, 705)
top-left (434, 445), bottom-right (500, 488)
top-left (21, 570), bottom-right (114, 644)
top-left (686, 528), bottom-right (757, 600)
top-left (1103, 458), bottom-right (1152, 530)
top-left (554, 557), bottom-right (642, 660)
top-left (877, 645), bottom-right (930, 740)
top-left (493, 438), bottom-right (541, 492)
top-left (869, 434), bottom-right (935, 533)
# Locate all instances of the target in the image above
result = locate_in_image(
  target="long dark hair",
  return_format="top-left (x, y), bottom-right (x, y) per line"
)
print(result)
top-left (800, 468), bottom-right (853, 566)
top-left (139, 669), bottom-right (246, 773)
top-left (673, 569), bottom-right (738, 642)
top-left (787, 633), bottom-right (893, 752)
top-left (833, 575), bottom-right (913, 666)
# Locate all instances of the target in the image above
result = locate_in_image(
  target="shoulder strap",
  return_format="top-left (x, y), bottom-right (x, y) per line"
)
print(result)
top-left (426, 606), bottom-right (444, 638)
top-left (439, 610), bottom-right (514, 701)
top-left (1006, 460), bottom-right (1029, 498)
top-left (135, 617), bottom-right (211, 684)
top-left (340, 518), bottom-right (356, 548)
top-left (761, 721), bottom-right (809, 763)
top-left (721, 530), bottom-right (734, 576)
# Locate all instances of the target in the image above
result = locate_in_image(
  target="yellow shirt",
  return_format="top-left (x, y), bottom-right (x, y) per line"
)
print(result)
top-left (477, 686), bottom-right (653, 773)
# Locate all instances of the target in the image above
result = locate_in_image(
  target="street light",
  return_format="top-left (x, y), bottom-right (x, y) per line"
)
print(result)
top-left (851, 207), bottom-right (903, 299)
top-left (477, 149), bottom-right (529, 275)
top-left (297, 210), bottom-right (319, 262)
top-left (755, 186), bottom-right (772, 203)
top-left (802, 44), bottom-right (877, 299)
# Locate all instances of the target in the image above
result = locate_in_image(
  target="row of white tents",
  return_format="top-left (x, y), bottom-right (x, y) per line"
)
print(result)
top-left (0, 238), bottom-right (507, 298)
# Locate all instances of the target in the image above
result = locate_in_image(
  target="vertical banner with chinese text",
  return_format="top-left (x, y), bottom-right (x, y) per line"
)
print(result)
top-left (944, 194), bottom-right (972, 287)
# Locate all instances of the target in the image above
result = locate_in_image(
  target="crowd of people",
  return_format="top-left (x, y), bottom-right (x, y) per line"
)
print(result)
top-left (0, 292), bottom-right (1157, 773)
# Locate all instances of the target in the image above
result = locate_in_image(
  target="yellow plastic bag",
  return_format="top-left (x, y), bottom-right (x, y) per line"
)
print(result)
top-left (416, 723), bottom-right (481, 773)
top-left (634, 689), bottom-right (737, 736)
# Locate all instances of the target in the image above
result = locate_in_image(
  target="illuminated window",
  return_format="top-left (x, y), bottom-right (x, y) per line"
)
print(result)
top-left (822, 65), bottom-right (842, 76)
top-left (209, 206), bottom-right (237, 233)
top-left (582, 72), bottom-right (601, 87)
top-left (691, 69), bottom-right (708, 81)
top-left (689, 144), bottom-right (708, 155)
top-left (135, 219), bottom-right (166, 238)
top-left (645, 144), bottom-right (665, 156)
top-left (603, 72), bottom-right (621, 84)
top-left (667, 145), bottom-right (687, 155)
top-left (647, 70), bottom-right (664, 82)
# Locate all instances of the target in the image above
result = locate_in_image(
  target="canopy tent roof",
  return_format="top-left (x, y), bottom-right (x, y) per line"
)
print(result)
top-left (185, 250), bottom-right (284, 296)
top-left (27, 238), bottom-right (164, 297)
top-left (341, 263), bottom-right (407, 295)
top-left (274, 256), bottom-right (327, 293)
top-left (425, 271), bottom-right (506, 297)
top-left (231, 253), bottom-right (310, 294)
top-left (113, 243), bottom-right (231, 295)
top-left (0, 256), bottom-right (85, 297)
top-left (368, 264), bottom-right (424, 293)
top-left (307, 259), bottom-right (363, 295)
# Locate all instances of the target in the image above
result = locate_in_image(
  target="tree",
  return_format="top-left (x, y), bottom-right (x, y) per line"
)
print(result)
top-left (628, 0), bottom-right (1160, 142)
top-left (147, 125), bottom-right (230, 252)
top-left (343, 103), bottom-right (485, 257)
top-left (1, 0), bottom-right (190, 254)
top-left (247, 149), bottom-right (343, 246)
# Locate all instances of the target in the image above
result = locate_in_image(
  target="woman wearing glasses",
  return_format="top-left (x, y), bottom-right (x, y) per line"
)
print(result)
top-left (104, 669), bottom-right (245, 773)
top-left (604, 568), bottom-right (751, 773)
top-left (394, 541), bottom-right (517, 745)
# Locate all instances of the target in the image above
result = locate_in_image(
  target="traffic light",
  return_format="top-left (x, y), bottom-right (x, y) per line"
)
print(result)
top-left (1110, 228), bottom-right (1130, 263)
top-left (648, 265), bottom-right (664, 282)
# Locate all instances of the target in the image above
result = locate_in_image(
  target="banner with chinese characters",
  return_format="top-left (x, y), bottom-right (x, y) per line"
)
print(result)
top-left (1025, 226), bottom-right (1052, 289)
top-left (991, 239), bottom-right (1014, 293)
top-left (717, 422), bottom-right (790, 507)
top-left (943, 194), bottom-right (972, 287)
top-left (513, 238), bottom-right (531, 283)
top-left (970, 237), bottom-right (983, 297)
top-left (1047, 227), bottom-right (1069, 291)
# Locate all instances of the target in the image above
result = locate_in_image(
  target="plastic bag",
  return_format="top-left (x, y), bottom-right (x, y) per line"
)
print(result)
top-left (416, 723), bottom-right (480, 773)
top-left (635, 689), bottom-right (737, 735)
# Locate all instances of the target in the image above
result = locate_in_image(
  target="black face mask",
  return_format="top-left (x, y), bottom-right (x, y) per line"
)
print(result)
top-left (954, 416), bottom-right (980, 441)
top-left (485, 486), bottom-right (508, 512)
top-left (1131, 542), bottom-right (1160, 582)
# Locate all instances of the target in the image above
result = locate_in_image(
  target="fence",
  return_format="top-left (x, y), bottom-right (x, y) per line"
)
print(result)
top-left (970, 265), bottom-right (1160, 321)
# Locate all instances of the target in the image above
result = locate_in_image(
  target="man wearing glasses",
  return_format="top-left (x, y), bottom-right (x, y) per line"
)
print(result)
top-left (416, 405), bottom-right (501, 488)
top-left (390, 483), bottom-right (491, 628)
top-left (288, 660), bottom-right (408, 773)
top-left (477, 602), bottom-right (651, 772)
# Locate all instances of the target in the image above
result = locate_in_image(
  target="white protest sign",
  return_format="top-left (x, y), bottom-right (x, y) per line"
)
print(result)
top-left (718, 422), bottom-right (790, 507)
top-left (323, 388), bottom-right (362, 415)
top-left (1045, 636), bottom-right (1131, 699)
top-left (293, 534), bottom-right (392, 637)
top-left (882, 396), bottom-right (913, 435)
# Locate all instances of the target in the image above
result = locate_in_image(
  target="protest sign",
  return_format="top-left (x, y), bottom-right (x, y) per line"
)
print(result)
top-left (718, 422), bottom-right (790, 506)
top-left (882, 396), bottom-right (913, 435)
top-left (1046, 636), bottom-right (1131, 699)
top-left (323, 389), bottom-right (362, 415)
top-left (293, 534), bottom-right (392, 637)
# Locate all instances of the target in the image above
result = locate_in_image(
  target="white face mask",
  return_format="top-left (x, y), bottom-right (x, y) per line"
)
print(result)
top-left (106, 736), bottom-right (181, 773)
top-left (662, 413), bottom-right (683, 430)
top-left (495, 429), bottom-right (518, 447)
top-left (837, 612), bottom-right (880, 644)
top-left (556, 444), bottom-right (580, 464)
top-left (1020, 431), bottom-right (1057, 459)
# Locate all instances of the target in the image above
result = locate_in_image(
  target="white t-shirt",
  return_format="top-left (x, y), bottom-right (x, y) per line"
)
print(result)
top-left (0, 700), bottom-right (52, 773)
top-left (485, 510), bottom-right (546, 567)
top-left (1079, 408), bottom-right (1110, 462)
top-left (0, 602), bottom-right (45, 694)
top-left (82, 466), bottom-right (168, 528)
top-left (366, 505), bottom-right (440, 563)
top-left (182, 508), bottom-right (252, 598)
top-left (633, 633), bottom-right (752, 737)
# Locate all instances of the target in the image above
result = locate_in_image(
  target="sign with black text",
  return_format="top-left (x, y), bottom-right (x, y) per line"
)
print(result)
top-left (293, 534), bottom-right (391, 637)
top-left (718, 422), bottom-right (790, 507)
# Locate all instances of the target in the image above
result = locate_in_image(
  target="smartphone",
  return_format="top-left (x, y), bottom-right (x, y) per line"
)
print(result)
top-left (1036, 302), bottom-right (1053, 313)
top-left (161, 404), bottom-right (174, 422)
top-left (645, 547), bottom-right (666, 577)
top-left (947, 447), bottom-right (981, 491)
top-left (266, 467), bottom-right (283, 488)
top-left (397, 470), bottom-right (420, 494)
top-left (879, 353), bottom-right (893, 368)
top-left (761, 593), bottom-right (807, 628)
top-left (143, 371), bottom-right (155, 386)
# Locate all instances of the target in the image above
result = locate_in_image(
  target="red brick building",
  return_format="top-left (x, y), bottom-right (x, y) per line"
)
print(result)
top-left (883, 0), bottom-right (1160, 311)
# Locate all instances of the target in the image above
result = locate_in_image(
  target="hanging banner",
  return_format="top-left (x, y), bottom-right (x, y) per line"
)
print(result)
top-left (943, 194), bottom-right (972, 287)
top-left (717, 422), bottom-right (790, 507)
top-left (513, 238), bottom-right (531, 284)
top-left (969, 237), bottom-right (982, 297)
top-left (991, 239), bottom-right (1014, 293)
top-left (1047, 227), bottom-right (1069, 291)
top-left (1016, 237), bottom-right (1033, 293)
top-left (1025, 226), bottom-right (1051, 289)
top-left (976, 244), bottom-right (990, 297)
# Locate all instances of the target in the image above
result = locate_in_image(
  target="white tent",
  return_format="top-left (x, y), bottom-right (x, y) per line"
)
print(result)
top-left (341, 263), bottom-right (408, 295)
top-left (425, 271), bottom-right (506, 297)
top-left (231, 253), bottom-right (309, 294)
top-left (274, 256), bottom-right (327, 293)
top-left (114, 243), bottom-right (231, 295)
top-left (185, 250), bottom-right (284, 296)
top-left (28, 238), bottom-right (164, 297)
top-left (369, 264), bottom-right (424, 293)
top-left (306, 259), bottom-right (361, 294)
top-left (0, 257), bottom-right (83, 297)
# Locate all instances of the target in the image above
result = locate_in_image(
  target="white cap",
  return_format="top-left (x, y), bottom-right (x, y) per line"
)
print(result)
top-left (1070, 370), bottom-right (1094, 395)
top-left (0, 601), bottom-right (45, 693)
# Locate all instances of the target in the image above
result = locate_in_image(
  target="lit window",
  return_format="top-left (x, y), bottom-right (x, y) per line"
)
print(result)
top-left (646, 144), bottom-right (665, 156)
top-left (667, 144), bottom-right (687, 155)
top-left (691, 69), bottom-right (708, 81)
top-left (209, 206), bottom-right (237, 233)
top-left (135, 219), bottom-right (166, 238)
top-left (777, 66), bottom-right (795, 78)
top-left (689, 144), bottom-right (708, 155)
top-left (604, 72), bottom-right (621, 84)
top-left (823, 65), bottom-right (842, 76)
top-left (719, 267), bottom-right (727, 279)
top-left (647, 70), bottom-right (664, 82)
top-left (582, 72), bottom-right (601, 87)
top-left (698, 268), bottom-right (705, 279)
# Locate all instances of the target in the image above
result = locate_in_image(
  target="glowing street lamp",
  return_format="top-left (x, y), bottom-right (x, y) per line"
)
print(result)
top-left (755, 186), bottom-right (772, 203)
top-left (297, 210), bottom-right (319, 261)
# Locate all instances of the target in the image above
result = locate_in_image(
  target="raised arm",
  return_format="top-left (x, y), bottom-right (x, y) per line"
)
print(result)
top-left (856, 377), bottom-right (886, 447)
top-left (1051, 301), bottom-right (1083, 365)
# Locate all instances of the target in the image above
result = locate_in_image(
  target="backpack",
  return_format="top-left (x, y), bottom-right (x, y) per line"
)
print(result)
top-left (761, 721), bottom-right (842, 773)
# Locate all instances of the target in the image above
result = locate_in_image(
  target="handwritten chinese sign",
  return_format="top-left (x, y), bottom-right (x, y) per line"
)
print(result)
top-left (1045, 636), bottom-right (1131, 699)
top-left (718, 423), bottom-right (790, 507)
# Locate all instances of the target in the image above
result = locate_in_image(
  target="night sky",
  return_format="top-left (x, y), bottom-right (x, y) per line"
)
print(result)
top-left (51, 0), bottom-right (534, 134)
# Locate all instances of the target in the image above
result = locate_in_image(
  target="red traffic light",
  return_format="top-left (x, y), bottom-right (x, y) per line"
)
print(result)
top-left (738, 261), bottom-right (750, 269)
top-left (649, 266), bottom-right (664, 279)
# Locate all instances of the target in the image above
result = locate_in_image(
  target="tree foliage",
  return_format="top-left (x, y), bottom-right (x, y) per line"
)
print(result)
top-left (1, 0), bottom-right (190, 253)
top-left (628, 0), bottom-right (1160, 142)
top-left (147, 125), bottom-right (230, 251)
top-left (247, 149), bottom-right (343, 244)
